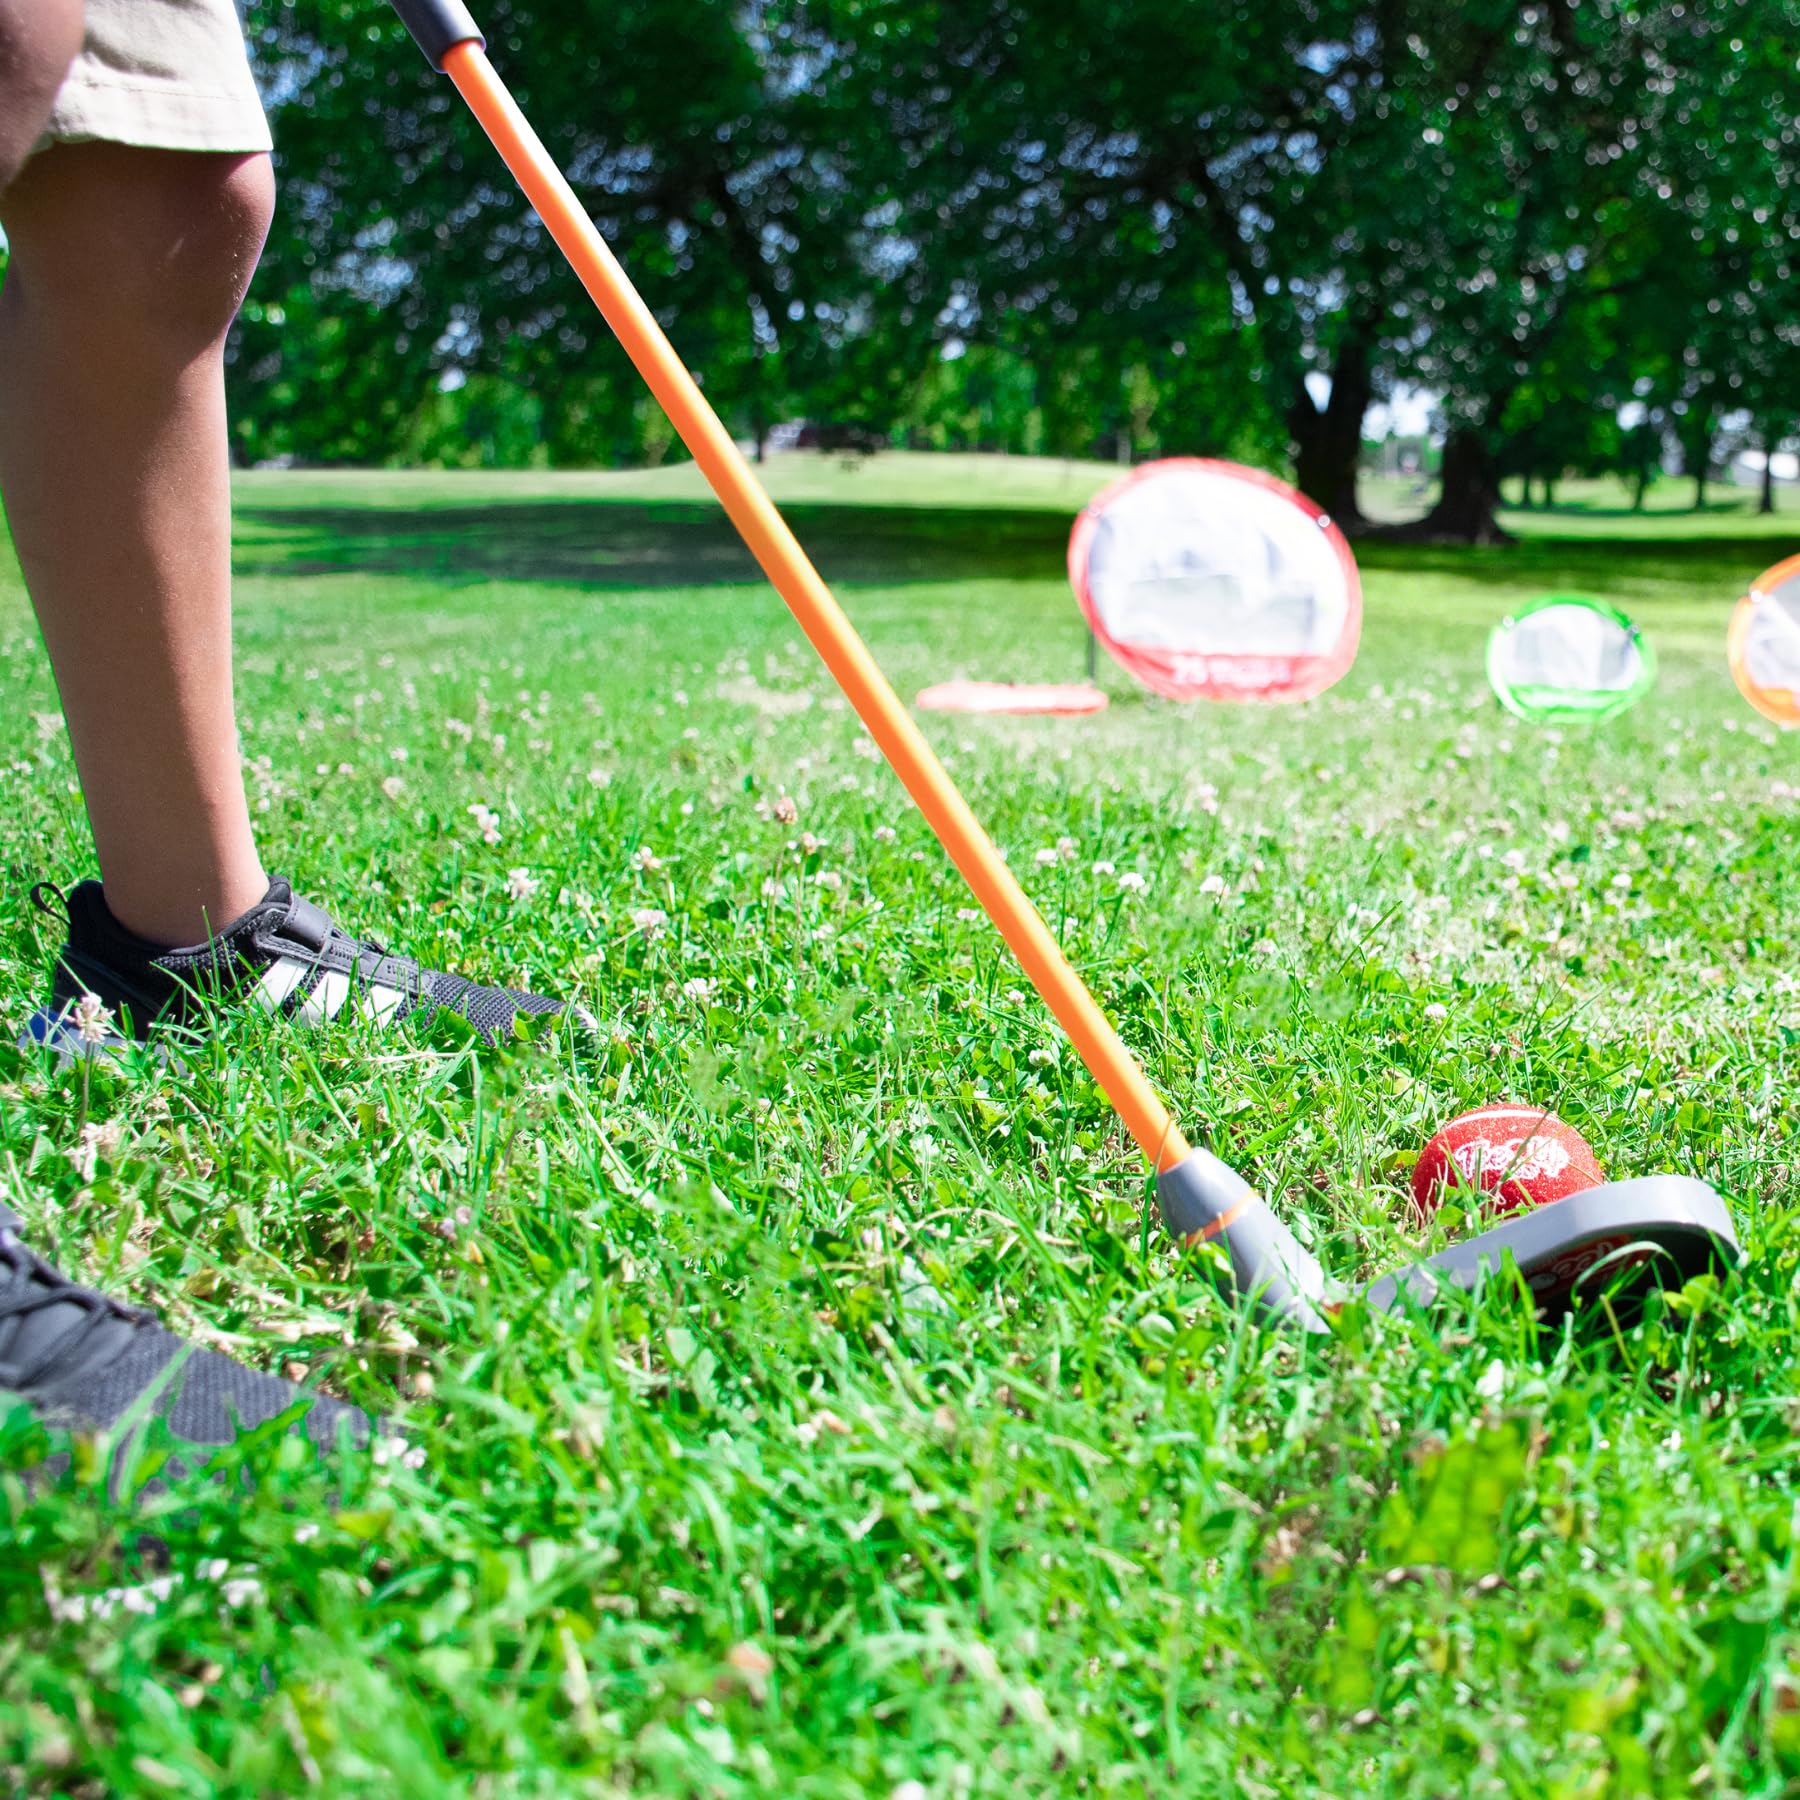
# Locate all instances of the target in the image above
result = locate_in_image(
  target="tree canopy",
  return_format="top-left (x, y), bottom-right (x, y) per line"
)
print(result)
top-left (231, 0), bottom-right (1800, 537)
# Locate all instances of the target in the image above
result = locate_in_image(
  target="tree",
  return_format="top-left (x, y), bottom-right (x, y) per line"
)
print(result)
top-left (234, 0), bottom-right (888, 464)
top-left (1394, 0), bottom-right (1799, 538)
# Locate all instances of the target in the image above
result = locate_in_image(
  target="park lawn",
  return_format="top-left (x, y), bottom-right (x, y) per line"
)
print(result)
top-left (0, 453), bottom-right (1796, 1797)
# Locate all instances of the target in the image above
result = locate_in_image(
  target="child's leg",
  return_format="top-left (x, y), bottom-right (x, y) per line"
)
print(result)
top-left (0, 141), bottom-right (274, 946)
top-left (0, 0), bottom-right (82, 191)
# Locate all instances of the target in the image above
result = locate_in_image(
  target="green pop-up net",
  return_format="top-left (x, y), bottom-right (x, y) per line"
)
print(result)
top-left (1486, 594), bottom-right (1656, 724)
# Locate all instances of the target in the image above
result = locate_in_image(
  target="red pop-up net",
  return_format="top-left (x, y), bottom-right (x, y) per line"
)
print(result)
top-left (1067, 458), bottom-right (1362, 703)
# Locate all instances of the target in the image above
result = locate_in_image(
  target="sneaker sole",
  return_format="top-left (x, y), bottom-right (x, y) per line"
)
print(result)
top-left (18, 1006), bottom-right (142, 1062)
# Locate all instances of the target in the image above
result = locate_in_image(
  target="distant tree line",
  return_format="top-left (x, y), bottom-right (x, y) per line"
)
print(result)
top-left (231, 0), bottom-right (1798, 540)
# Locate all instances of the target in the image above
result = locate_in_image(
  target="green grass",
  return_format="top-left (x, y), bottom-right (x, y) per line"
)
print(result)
top-left (0, 451), bottom-right (1797, 1797)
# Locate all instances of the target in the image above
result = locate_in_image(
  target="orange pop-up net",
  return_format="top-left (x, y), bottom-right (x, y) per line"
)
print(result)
top-left (1728, 554), bottom-right (1800, 729)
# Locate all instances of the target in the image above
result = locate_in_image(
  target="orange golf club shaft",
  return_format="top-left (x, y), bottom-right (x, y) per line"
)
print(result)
top-left (440, 41), bottom-right (1189, 1172)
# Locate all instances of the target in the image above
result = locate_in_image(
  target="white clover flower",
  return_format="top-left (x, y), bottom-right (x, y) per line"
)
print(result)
top-left (381, 775), bottom-right (405, 801)
top-left (633, 846), bottom-right (664, 873)
top-left (631, 907), bottom-right (669, 940)
top-left (682, 976), bottom-right (718, 1003)
top-left (1118, 871), bottom-right (1149, 894)
top-left (873, 825), bottom-right (897, 843)
top-left (772, 795), bottom-right (799, 825)
top-left (1197, 874), bottom-right (1227, 897)
top-left (1034, 847), bottom-right (1059, 867)
top-left (587, 768), bottom-right (611, 788)
top-left (1056, 836), bottom-right (1077, 861)
top-left (1091, 860), bottom-right (1116, 877)
top-left (72, 991), bottom-right (113, 1048)
top-left (67, 1119), bottom-right (122, 1182)
top-left (814, 870), bottom-right (842, 891)
top-left (506, 868), bottom-right (539, 903)
top-left (1424, 1002), bottom-right (1449, 1023)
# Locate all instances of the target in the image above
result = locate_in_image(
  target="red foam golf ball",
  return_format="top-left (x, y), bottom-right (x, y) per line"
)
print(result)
top-left (1412, 1104), bottom-right (1604, 1218)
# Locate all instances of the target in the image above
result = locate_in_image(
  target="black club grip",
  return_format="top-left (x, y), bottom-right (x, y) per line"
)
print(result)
top-left (390, 0), bottom-right (485, 69)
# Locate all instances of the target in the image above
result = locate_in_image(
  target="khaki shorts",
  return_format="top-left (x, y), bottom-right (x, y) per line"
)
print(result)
top-left (38, 0), bottom-right (271, 156)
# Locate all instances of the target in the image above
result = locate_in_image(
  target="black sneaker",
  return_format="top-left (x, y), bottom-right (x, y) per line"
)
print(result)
top-left (0, 1202), bottom-right (371, 1496)
top-left (21, 877), bottom-right (591, 1056)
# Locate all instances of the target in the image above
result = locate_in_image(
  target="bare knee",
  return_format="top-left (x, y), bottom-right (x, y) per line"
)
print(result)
top-left (0, 144), bottom-right (275, 359)
top-left (0, 0), bottom-right (84, 194)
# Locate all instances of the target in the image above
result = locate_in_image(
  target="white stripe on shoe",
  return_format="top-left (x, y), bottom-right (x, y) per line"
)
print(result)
top-left (296, 969), bottom-right (353, 1025)
top-left (253, 958), bottom-right (409, 1028)
top-left (360, 983), bottom-right (408, 1025)
top-left (251, 957), bottom-right (313, 1012)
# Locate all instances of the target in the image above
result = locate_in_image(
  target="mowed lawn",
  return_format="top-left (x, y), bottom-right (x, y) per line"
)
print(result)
top-left (0, 453), bottom-right (1796, 1796)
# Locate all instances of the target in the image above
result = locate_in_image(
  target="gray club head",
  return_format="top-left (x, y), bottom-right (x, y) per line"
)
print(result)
top-left (1156, 1152), bottom-right (1742, 1333)
top-left (1360, 1175), bottom-right (1742, 1321)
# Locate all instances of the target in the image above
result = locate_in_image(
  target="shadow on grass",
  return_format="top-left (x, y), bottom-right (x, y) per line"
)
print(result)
top-left (1511, 497), bottom-right (1783, 521)
top-left (233, 497), bottom-right (1074, 589)
top-left (232, 490), bottom-right (1795, 598)
top-left (1354, 532), bottom-right (1789, 594)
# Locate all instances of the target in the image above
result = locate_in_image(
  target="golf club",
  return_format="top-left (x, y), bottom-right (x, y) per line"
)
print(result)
top-left (384, 0), bottom-right (1744, 1329)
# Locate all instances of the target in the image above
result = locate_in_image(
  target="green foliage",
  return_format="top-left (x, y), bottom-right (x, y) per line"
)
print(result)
top-left (0, 458), bottom-right (1796, 1788)
top-left (223, 0), bottom-right (1800, 533)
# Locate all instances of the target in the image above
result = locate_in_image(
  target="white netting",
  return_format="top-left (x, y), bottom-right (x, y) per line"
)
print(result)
top-left (1742, 574), bottom-right (1800, 690)
top-left (1492, 604), bottom-right (1646, 695)
top-left (1070, 460), bottom-right (1360, 702)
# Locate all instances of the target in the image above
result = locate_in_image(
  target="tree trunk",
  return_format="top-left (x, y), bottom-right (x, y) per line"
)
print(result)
top-left (1289, 329), bottom-right (1374, 532)
top-left (1519, 473), bottom-right (1534, 508)
top-left (1762, 430), bottom-right (1778, 515)
top-left (1404, 428), bottom-right (1512, 544)
top-left (1687, 418), bottom-right (1713, 511)
top-left (1544, 475), bottom-right (1557, 509)
top-left (1632, 460), bottom-right (1651, 510)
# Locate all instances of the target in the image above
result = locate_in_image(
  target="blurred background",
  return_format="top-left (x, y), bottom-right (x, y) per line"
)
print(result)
top-left (182, 1), bottom-right (1797, 538)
